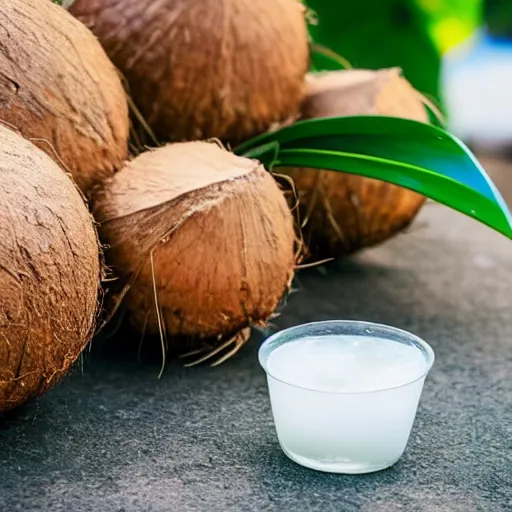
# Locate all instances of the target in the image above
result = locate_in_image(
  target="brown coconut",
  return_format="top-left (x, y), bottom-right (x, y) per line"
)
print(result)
top-left (0, 125), bottom-right (100, 412)
top-left (0, 0), bottom-right (129, 196)
top-left (68, 0), bottom-right (309, 144)
top-left (285, 68), bottom-right (429, 259)
top-left (93, 142), bottom-right (295, 359)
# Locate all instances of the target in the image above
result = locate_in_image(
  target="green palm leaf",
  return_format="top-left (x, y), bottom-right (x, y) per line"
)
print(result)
top-left (235, 116), bottom-right (512, 239)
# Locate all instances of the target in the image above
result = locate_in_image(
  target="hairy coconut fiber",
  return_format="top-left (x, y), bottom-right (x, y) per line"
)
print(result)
top-left (94, 142), bottom-right (296, 358)
top-left (69, 0), bottom-right (309, 144)
top-left (285, 68), bottom-right (429, 259)
top-left (0, 125), bottom-right (100, 412)
top-left (0, 0), bottom-right (129, 196)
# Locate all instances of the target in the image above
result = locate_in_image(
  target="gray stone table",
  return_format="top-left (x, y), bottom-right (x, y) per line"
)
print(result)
top-left (1, 203), bottom-right (511, 512)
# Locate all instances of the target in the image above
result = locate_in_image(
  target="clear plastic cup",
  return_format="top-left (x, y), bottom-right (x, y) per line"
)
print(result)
top-left (259, 320), bottom-right (435, 474)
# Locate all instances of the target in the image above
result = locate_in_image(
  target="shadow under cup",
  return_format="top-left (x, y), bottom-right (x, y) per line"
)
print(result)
top-left (259, 320), bottom-right (435, 474)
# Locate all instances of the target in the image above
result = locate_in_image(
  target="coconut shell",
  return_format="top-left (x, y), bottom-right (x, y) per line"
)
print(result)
top-left (0, 0), bottom-right (129, 196)
top-left (93, 142), bottom-right (295, 345)
top-left (0, 125), bottom-right (100, 412)
top-left (69, 0), bottom-right (309, 144)
top-left (285, 68), bottom-right (429, 258)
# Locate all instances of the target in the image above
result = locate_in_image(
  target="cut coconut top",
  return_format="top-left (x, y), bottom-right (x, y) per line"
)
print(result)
top-left (306, 67), bottom-right (402, 94)
top-left (305, 68), bottom-right (402, 91)
top-left (99, 142), bottom-right (260, 219)
top-left (302, 68), bottom-right (427, 122)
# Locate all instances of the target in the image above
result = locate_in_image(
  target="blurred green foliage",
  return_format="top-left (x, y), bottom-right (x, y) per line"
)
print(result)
top-left (304, 0), bottom-right (487, 106)
top-left (484, 0), bottom-right (512, 37)
top-left (305, 0), bottom-right (442, 102)
top-left (418, 0), bottom-right (481, 51)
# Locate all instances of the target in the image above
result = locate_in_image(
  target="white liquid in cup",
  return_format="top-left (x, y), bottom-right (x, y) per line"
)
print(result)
top-left (260, 323), bottom-right (434, 474)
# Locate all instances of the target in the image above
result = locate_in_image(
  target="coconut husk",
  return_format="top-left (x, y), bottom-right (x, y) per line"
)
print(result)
top-left (285, 68), bottom-right (429, 259)
top-left (0, 125), bottom-right (100, 412)
top-left (93, 142), bottom-right (296, 364)
top-left (0, 0), bottom-right (129, 196)
top-left (69, 0), bottom-right (309, 145)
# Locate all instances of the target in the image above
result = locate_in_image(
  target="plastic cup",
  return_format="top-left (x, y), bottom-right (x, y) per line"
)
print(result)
top-left (259, 320), bottom-right (435, 474)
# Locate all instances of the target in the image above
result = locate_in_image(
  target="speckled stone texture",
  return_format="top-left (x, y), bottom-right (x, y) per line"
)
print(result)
top-left (1, 201), bottom-right (511, 512)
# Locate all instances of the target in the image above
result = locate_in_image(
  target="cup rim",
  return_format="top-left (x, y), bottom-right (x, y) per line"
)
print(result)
top-left (258, 320), bottom-right (435, 395)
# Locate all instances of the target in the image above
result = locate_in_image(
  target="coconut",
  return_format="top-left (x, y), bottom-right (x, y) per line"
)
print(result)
top-left (0, 125), bottom-right (100, 412)
top-left (93, 142), bottom-right (295, 362)
top-left (285, 68), bottom-right (429, 258)
top-left (68, 0), bottom-right (309, 144)
top-left (0, 0), bottom-right (129, 196)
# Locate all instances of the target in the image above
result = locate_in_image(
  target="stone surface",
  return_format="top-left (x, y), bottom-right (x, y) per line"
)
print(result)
top-left (1, 203), bottom-right (511, 512)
